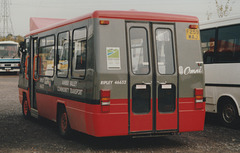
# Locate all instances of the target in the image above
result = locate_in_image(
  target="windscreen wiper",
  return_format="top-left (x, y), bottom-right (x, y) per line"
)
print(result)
top-left (12, 53), bottom-right (18, 58)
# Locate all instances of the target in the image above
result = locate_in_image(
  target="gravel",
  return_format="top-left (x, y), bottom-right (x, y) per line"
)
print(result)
top-left (0, 74), bottom-right (240, 153)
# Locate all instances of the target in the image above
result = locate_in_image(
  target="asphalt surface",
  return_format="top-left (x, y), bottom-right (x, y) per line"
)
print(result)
top-left (0, 74), bottom-right (240, 153)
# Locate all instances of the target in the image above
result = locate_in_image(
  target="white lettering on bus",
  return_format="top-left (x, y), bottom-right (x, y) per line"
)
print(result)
top-left (114, 80), bottom-right (127, 85)
top-left (62, 80), bottom-right (69, 86)
top-left (70, 88), bottom-right (83, 95)
top-left (100, 80), bottom-right (127, 85)
top-left (179, 66), bottom-right (203, 75)
top-left (70, 81), bottom-right (77, 87)
top-left (57, 86), bottom-right (69, 93)
top-left (100, 81), bottom-right (113, 85)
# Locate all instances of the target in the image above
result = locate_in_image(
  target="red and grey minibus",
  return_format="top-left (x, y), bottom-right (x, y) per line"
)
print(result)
top-left (18, 10), bottom-right (205, 138)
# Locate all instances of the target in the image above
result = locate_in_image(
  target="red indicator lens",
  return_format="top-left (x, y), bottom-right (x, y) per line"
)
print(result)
top-left (189, 25), bottom-right (198, 29)
top-left (99, 20), bottom-right (109, 25)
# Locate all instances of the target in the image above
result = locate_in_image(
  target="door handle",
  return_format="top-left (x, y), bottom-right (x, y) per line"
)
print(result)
top-left (142, 81), bottom-right (152, 85)
top-left (157, 81), bottom-right (167, 84)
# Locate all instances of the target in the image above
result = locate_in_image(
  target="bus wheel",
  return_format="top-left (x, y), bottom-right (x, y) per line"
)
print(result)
top-left (58, 107), bottom-right (72, 138)
top-left (220, 99), bottom-right (239, 127)
top-left (22, 98), bottom-right (30, 119)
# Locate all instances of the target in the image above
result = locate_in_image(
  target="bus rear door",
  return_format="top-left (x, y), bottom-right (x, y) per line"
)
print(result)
top-left (127, 22), bottom-right (178, 133)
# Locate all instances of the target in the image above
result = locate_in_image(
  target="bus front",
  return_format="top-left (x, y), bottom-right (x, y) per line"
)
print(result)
top-left (0, 41), bottom-right (20, 73)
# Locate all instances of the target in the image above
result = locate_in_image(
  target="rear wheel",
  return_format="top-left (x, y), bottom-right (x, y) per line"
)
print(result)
top-left (22, 98), bottom-right (30, 119)
top-left (219, 99), bottom-right (239, 127)
top-left (58, 106), bottom-right (72, 138)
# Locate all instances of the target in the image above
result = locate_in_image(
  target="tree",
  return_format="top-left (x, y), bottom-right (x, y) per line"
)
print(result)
top-left (207, 0), bottom-right (234, 20)
top-left (215, 0), bottom-right (232, 18)
top-left (0, 34), bottom-right (24, 43)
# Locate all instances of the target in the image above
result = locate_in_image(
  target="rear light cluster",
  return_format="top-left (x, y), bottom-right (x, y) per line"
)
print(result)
top-left (100, 89), bottom-right (111, 113)
top-left (194, 88), bottom-right (204, 109)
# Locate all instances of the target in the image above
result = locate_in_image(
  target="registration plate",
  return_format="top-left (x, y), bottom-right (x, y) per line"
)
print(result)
top-left (186, 28), bottom-right (200, 40)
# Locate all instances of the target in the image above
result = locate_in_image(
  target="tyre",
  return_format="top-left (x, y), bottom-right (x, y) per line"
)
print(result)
top-left (22, 98), bottom-right (31, 119)
top-left (58, 106), bottom-right (72, 138)
top-left (219, 99), bottom-right (239, 127)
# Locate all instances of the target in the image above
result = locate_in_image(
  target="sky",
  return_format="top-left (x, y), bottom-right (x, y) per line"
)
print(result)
top-left (5, 0), bottom-right (240, 36)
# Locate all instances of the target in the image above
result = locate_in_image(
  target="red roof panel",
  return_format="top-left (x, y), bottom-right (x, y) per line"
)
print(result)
top-left (26, 10), bottom-right (198, 36)
top-left (30, 17), bottom-right (66, 31)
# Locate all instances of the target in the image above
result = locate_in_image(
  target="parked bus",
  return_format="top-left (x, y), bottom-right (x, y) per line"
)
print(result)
top-left (200, 16), bottom-right (240, 126)
top-left (0, 41), bottom-right (20, 73)
top-left (18, 10), bottom-right (205, 138)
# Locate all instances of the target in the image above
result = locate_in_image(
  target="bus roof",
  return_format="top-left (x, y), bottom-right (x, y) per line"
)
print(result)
top-left (26, 10), bottom-right (199, 37)
top-left (30, 17), bottom-right (66, 31)
top-left (200, 15), bottom-right (240, 30)
top-left (0, 41), bottom-right (18, 45)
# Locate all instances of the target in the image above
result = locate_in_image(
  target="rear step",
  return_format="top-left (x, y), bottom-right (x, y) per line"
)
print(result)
top-left (30, 108), bottom-right (38, 119)
top-left (131, 131), bottom-right (180, 138)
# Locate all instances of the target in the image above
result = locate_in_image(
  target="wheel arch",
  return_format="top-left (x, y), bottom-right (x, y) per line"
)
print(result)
top-left (56, 102), bottom-right (68, 124)
top-left (22, 92), bottom-right (30, 109)
top-left (217, 95), bottom-right (240, 116)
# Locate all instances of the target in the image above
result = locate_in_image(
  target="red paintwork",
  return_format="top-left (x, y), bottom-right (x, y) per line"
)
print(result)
top-left (179, 98), bottom-right (205, 132)
top-left (18, 88), bottom-right (30, 110)
top-left (30, 17), bottom-right (66, 31)
top-left (156, 99), bottom-right (178, 131)
top-left (26, 10), bottom-right (198, 37)
top-left (36, 93), bottom-right (129, 137)
top-left (130, 99), bottom-right (153, 132)
top-left (18, 88), bottom-right (205, 136)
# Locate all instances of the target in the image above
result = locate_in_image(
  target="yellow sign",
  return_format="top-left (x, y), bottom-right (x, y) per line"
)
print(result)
top-left (186, 29), bottom-right (200, 40)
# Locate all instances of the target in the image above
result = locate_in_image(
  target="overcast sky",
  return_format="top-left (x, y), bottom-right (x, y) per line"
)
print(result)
top-left (6, 0), bottom-right (240, 36)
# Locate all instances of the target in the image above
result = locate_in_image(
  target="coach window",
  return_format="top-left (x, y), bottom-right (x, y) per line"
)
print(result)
top-left (156, 29), bottom-right (175, 74)
top-left (38, 35), bottom-right (55, 76)
top-left (72, 27), bottom-right (87, 78)
top-left (57, 32), bottom-right (69, 77)
top-left (130, 27), bottom-right (150, 75)
top-left (200, 29), bottom-right (216, 64)
top-left (216, 25), bottom-right (240, 63)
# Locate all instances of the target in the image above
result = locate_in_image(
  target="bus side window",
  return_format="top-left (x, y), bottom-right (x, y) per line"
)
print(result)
top-left (57, 31), bottom-right (69, 78)
top-left (38, 36), bottom-right (55, 76)
top-left (200, 29), bottom-right (216, 64)
top-left (72, 28), bottom-right (87, 78)
top-left (216, 25), bottom-right (240, 63)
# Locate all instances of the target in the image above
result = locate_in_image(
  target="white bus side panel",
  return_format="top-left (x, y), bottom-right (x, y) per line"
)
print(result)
top-left (205, 64), bottom-right (240, 115)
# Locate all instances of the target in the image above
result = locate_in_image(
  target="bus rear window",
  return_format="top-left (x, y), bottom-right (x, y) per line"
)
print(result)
top-left (129, 27), bottom-right (150, 75)
top-left (156, 29), bottom-right (175, 74)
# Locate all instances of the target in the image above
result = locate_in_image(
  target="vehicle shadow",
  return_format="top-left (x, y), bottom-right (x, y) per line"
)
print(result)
top-left (32, 117), bottom-right (186, 151)
top-left (205, 112), bottom-right (240, 130)
top-left (71, 132), bottom-right (185, 151)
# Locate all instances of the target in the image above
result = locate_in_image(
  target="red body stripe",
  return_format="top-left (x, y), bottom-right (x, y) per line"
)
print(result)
top-left (19, 89), bottom-right (205, 137)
